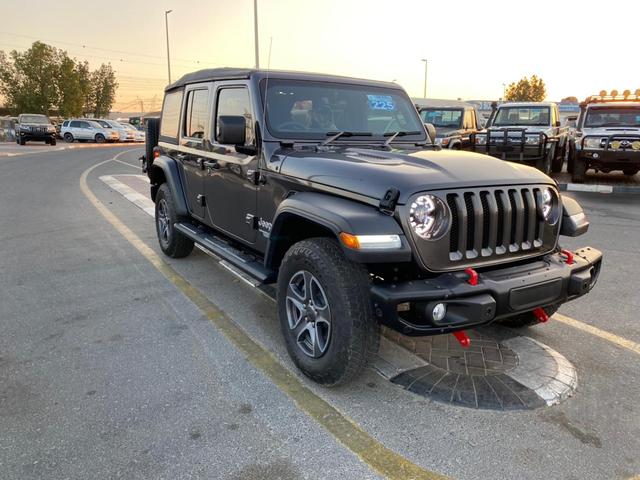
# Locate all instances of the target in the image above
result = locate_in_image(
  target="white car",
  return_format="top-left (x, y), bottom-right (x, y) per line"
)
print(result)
top-left (121, 122), bottom-right (146, 142)
top-left (90, 119), bottom-right (136, 142)
top-left (60, 119), bottom-right (120, 143)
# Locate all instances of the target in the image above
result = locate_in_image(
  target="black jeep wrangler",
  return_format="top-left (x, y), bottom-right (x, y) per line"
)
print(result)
top-left (145, 68), bottom-right (602, 386)
top-left (15, 114), bottom-right (57, 145)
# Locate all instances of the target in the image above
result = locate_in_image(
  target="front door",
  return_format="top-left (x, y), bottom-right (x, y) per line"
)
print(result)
top-left (204, 84), bottom-right (258, 244)
top-left (178, 86), bottom-right (210, 220)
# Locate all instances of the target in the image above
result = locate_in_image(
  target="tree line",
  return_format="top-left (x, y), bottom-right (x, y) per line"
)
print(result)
top-left (0, 41), bottom-right (118, 117)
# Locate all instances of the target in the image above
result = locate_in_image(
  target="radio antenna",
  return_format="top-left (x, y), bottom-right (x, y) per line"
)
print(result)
top-left (260, 36), bottom-right (273, 141)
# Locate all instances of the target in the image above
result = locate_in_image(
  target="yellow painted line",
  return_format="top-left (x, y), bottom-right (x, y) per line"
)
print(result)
top-left (554, 313), bottom-right (640, 356)
top-left (80, 152), bottom-right (447, 480)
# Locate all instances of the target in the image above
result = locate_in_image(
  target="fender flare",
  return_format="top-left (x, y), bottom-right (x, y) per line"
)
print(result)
top-left (265, 192), bottom-right (411, 268)
top-left (149, 155), bottom-right (189, 216)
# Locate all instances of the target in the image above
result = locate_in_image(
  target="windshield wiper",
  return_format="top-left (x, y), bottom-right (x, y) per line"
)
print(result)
top-left (321, 131), bottom-right (373, 146)
top-left (383, 130), bottom-right (422, 146)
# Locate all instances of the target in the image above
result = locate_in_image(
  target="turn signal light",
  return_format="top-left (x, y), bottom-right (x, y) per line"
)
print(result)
top-left (339, 232), bottom-right (360, 250)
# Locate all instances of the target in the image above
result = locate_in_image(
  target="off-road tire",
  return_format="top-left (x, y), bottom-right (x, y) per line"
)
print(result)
top-left (496, 305), bottom-right (559, 328)
top-left (571, 155), bottom-right (586, 183)
top-left (19, 137), bottom-right (26, 146)
top-left (623, 169), bottom-right (639, 176)
top-left (64, 133), bottom-right (74, 143)
top-left (155, 183), bottom-right (194, 258)
top-left (277, 238), bottom-right (378, 386)
top-left (551, 143), bottom-right (565, 173)
top-left (535, 144), bottom-right (553, 175)
top-left (50, 137), bottom-right (57, 146)
top-left (95, 133), bottom-right (106, 143)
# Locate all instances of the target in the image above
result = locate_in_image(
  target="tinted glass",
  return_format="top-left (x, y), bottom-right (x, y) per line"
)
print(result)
top-left (63, 121), bottom-right (69, 127)
top-left (20, 115), bottom-right (49, 124)
top-left (217, 88), bottom-right (254, 144)
top-left (160, 90), bottom-right (184, 138)
top-left (421, 109), bottom-right (463, 128)
top-left (94, 120), bottom-right (110, 128)
top-left (184, 89), bottom-right (209, 139)
top-left (263, 80), bottom-right (425, 141)
top-left (585, 107), bottom-right (640, 127)
top-left (494, 107), bottom-right (550, 126)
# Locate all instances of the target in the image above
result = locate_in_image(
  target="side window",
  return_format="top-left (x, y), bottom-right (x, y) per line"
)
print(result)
top-left (216, 88), bottom-right (254, 144)
top-left (70, 120), bottom-right (79, 128)
top-left (62, 120), bottom-right (69, 127)
top-left (160, 90), bottom-right (184, 138)
top-left (183, 89), bottom-right (209, 139)
top-left (81, 122), bottom-right (91, 129)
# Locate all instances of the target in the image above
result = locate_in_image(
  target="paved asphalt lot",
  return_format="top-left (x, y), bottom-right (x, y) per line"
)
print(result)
top-left (1, 145), bottom-right (639, 479)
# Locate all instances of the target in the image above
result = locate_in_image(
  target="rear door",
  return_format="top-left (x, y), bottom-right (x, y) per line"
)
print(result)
top-left (178, 84), bottom-right (211, 220)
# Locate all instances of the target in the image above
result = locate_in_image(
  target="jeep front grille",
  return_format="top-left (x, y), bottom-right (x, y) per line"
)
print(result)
top-left (407, 185), bottom-right (559, 272)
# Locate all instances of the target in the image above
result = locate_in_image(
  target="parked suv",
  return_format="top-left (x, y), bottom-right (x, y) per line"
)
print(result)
top-left (568, 91), bottom-right (640, 182)
top-left (417, 102), bottom-right (481, 149)
top-left (472, 102), bottom-right (569, 174)
top-left (15, 114), bottom-right (57, 145)
top-left (60, 119), bottom-right (120, 143)
top-left (89, 118), bottom-right (136, 142)
top-left (144, 68), bottom-right (601, 385)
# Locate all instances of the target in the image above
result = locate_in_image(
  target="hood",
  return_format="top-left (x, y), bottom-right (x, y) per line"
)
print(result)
top-left (435, 127), bottom-right (460, 138)
top-left (486, 125), bottom-right (549, 134)
top-left (279, 146), bottom-right (553, 204)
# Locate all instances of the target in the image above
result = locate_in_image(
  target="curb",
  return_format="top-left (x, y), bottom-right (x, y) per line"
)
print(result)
top-left (557, 182), bottom-right (640, 194)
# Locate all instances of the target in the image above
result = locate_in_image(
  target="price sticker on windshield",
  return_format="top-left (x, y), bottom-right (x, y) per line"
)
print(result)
top-left (367, 95), bottom-right (396, 111)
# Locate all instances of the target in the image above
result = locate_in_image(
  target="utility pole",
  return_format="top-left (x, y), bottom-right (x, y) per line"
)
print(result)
top-left (165, 10), bottom-right (172, 83)
top-left (421, 59), bottom-right (428, 98)
top-left (254, 0), bottom-right (259, 68)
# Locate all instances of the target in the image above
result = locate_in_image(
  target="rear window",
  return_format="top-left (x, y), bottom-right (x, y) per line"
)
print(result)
top-left (184, 89), bottom-right (209, 139)
top-left (160, 90), bottom-right (184, 138)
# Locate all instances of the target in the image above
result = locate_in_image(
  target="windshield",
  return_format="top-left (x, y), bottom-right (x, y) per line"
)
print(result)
top-left (263, 79), bottom-right (426, 142)
top-left (420, 109), bottom-right (463, 128)
top-left (585, 107), bottom-right (640, 128)
top-left (20, 114), bottom-right (49, 124)
top-left (93, 120), bottom-right (111, 128)
top-left (88, 121), bottom-right (102, 129)
top-left (493, 107), bottom-right (550, 126)
top-left (121, 123), bottom-right (136, 131)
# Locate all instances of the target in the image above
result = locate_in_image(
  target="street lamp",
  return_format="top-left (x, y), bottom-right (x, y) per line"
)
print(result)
top-left (165, 10), bottom-right (172, 84)
top-left (421, 59), bottom-right (428, 98)
top-left (254, 0), bottom-right (259, 68)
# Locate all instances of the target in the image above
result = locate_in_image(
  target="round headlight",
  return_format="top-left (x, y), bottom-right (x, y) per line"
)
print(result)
top-left (409, 195), bottom-right (450, 240)
top-left (525, 135), bottom-right (540, 145)
top-left (539, 188), bottom-right (559, 225)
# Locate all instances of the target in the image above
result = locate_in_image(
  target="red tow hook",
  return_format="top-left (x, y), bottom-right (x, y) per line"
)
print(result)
top-left (464, 267), bottom-right (479, 286)
top-left (533, 307), bottom-right (549, 323)
top-left (560, 249), bottom-right (574, 265)
top-left (452, 330), bottom-right (471, 348)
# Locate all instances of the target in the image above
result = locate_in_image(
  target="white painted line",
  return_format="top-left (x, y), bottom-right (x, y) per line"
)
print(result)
top-left (99, 175), bottom-right (155, 218)
top-left (565, 183), bottom-right (614, 193)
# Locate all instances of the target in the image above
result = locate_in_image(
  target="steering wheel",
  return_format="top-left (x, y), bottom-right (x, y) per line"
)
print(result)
top-left (277, 122), bottom-right (306, 131)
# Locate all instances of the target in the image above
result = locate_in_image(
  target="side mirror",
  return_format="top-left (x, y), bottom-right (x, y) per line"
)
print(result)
top-left (560, 196), bottom-right (589, 237)
top-left (217, 115), bottom-right (246, 145)
top-left (423, 122), bottom-right (436, 144)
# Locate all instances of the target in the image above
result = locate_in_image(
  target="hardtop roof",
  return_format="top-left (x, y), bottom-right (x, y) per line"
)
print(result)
top-left (165, 67), bottom-right (401, 91)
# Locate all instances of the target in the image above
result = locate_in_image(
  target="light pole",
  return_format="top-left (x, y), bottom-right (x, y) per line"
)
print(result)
top-left (421, 59), bottom-right (428, 98)
top-left (165, 10), bottom-right (172, 84)
top-left (254, 0), bottom-right (259, 68)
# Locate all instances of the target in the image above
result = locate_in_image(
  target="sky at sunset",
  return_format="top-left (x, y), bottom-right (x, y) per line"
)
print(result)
top-left (1, 0), bottom-right (635, 111)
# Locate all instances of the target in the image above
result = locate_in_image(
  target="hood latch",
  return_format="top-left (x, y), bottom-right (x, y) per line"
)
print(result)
top-left (379, 188), bottom-right (400, 215)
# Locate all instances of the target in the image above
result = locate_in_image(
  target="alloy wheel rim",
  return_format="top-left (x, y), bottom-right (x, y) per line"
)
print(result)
top-left (157, 199), bottom-right (171, 246)
top-left (285, 270), bottom-right (332, 358)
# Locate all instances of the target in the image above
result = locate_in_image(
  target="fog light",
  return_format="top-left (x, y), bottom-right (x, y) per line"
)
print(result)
top-left (432, 303), bottom-right (447, 322)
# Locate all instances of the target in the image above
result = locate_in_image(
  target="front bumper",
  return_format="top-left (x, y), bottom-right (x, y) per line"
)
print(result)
top-left (579, 148), bottom-right (640, 168)
top-left (371, 247), bottom-right (602, 336)
top-left (19, 130), bottom-right (55, 141)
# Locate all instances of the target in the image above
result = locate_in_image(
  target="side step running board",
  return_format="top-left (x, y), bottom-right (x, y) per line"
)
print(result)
top-left (175, 223), bottom-right (276, 284)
